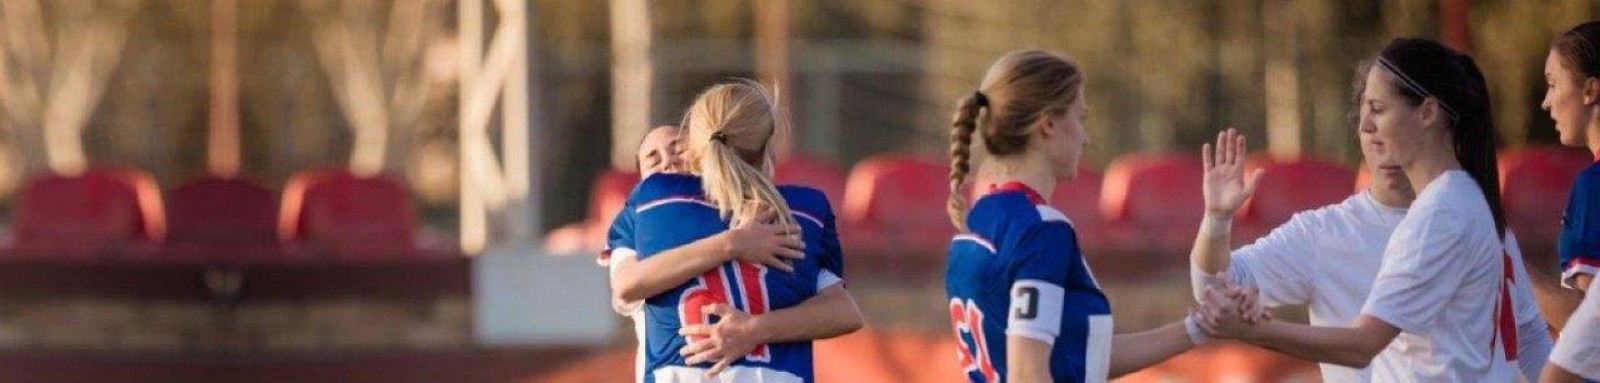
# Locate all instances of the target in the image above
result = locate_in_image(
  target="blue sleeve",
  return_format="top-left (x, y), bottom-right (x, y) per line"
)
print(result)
top-left (601, 179), bottom-right (650, 266)
top-left (1004, 223), bottom-right (1084, 345)
top-left (817, 197), bottom-right (844, 283)
top-left (604, 206), bottom-right (635, 255)
top-left (785, 187), bottom-right (844, 293)
top-left (1012, 223), bottom-right (1080, 285)
top-left (1560, 165), bottom-right (1600, 287)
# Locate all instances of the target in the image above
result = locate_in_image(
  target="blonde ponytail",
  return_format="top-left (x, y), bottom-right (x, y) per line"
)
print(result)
top-left (682, 81), bottom-right (798, 231)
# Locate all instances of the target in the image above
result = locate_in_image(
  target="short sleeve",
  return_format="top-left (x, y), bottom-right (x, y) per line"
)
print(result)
top-left (1361, 209), bottom-right (1476, 333)
top-left (1559, 167), bottom-right (1600, 289)
top-left (1005, 223), bottom-right (1081, 344)
top-left (814, 202), bottom-right (845, 292)
top-left (599, 204), bottom-right (637, 267)
top-left (1202, 212), bottom-right (1319, 306)
top-left (1550, 280), bottom-right (1600, 380)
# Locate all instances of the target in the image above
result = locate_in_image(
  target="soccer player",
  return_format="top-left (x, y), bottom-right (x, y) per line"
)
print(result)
top-left (1194, 37), bottom-right (1524, 381)
top-left (943, 50), bottom-right (1229, 383)
top-left (1538, 20), bottom-right (1600, 383)
top-left (1187, 71), bottom-right (1554, 381)
top-left (609, 81), bottom-right (863, 382)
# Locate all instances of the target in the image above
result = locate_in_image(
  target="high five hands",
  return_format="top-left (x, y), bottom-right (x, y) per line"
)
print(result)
top-left (1193, 273), bottom-right (1272, 340)
top-left (1202, 128), bottom-right (1264, 219)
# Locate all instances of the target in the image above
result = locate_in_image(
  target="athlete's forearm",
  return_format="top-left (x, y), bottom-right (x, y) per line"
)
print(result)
top-left (1541, 362), bottom-right (1588, 383)
top-left (1189, 214), bottom-right (1234, 299)
top-left (1235, 318), bottom-right (1395, 368)
top-left (1108, 321), bottom-right (1192, 378)
top-left (749, 284), bottom-right (863, 343)
top-left (612, 233), bottom-right (732, 302)
top-left (1531, 267), bottom-right (1583, 331)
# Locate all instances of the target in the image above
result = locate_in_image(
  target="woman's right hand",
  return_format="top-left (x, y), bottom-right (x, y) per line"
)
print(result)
top-left (723, 210), bottom-right (806, 272)
top-left (1201, 128), bottom-right (1264, 219)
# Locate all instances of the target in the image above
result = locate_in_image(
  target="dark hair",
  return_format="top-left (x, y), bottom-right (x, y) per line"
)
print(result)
top-left (1553, 21), bottom-right (1600, 80)
top-left (1376, 37), bottom-right (1506, 237)
top-left (1349, 60), bottom-right (1374, 129)
top-left (947, 50), bottom-right (1083, 231)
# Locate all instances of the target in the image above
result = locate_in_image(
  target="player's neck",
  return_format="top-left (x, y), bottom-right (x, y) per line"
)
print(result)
top-left (1401, 149), bottom-right (1465, 194)
top-left (1588, 127), bottom-right (1600, 160)
top-left (986, 157), bottom-right (1056, 201)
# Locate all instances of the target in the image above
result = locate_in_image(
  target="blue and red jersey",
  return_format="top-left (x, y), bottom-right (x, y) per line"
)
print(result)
top-left (607, 173), bottom-right (844, 383)
top-left (945, 182), bottom-right (1113, 383)
top-left (1561, 159), bottom-right (1600, 289)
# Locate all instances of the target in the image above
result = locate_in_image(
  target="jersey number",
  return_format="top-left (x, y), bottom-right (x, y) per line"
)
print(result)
top-left (681, 262), bottom-right (772, 362)
top-left (949, 298), bottom-right (999, 382)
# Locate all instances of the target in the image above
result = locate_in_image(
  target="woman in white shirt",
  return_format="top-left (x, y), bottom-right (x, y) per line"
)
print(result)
top-left (1188, 65), bottom-right (1554, 381)
top-left (1195, 37), bottom-right (1525, 382)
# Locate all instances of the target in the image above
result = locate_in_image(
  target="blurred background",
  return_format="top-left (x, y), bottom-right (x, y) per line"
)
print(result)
top-left (0, 0), bottom-right (1596, 382)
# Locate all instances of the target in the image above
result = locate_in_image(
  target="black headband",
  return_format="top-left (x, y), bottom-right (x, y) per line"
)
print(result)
top-left (1377, 57), bottom-right (1460, 122)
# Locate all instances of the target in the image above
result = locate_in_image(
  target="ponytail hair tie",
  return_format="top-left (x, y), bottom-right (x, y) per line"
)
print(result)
top-left (709, 131), bottom-right (729, 144)
top-left (972, 91), bottom-right (989, 107)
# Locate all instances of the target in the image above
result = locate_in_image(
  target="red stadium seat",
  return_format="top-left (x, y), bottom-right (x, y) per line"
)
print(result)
top-left (280, 169), bottom-right (437, 260)
top-left (776, 154), bottom-right (847, 204)
top-left (1499, 146), bottom-right (1594, 249)
top-left (168, 176), bottom-right (278, 248)
top-left (1100, 153), bottom-right (1204, 264)
top-left (840, 155), bottom-right (952, 267)
top-left (9, 167), bottom-right (165, 259)
top-left (1238, 157), bottom-right (1355, 241)
top-left (583, 169), bottom-right (642, 252)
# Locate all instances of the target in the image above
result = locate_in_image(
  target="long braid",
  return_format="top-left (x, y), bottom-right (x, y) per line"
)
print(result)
top-left (947, 93), bottom-right (984, 232)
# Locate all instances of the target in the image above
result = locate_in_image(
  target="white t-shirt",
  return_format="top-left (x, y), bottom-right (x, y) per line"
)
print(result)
top-left (1360, 171), bottom-right (1522, 381)
top-left (1199, 189), bottom-right (1552, 382)
top-left (1551, 280), bottom-right (1600, 380)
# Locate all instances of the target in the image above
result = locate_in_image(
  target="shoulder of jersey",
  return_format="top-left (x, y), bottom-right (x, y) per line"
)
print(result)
top-left (777, 184), bottom-right (833, 228)
top-left (1288, 192), bottom-right (1359, 223)
top-left (1577, 162), bottom-right (1600, 187)
top-left (979, 192), bottom-right (1075, 229)
top-left (776, 184), bottom-right (830, 209)
top-left (631, 173), bottom-right (703, 203)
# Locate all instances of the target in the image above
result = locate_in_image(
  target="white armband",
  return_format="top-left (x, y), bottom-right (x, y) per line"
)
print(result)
top-left (1007, 279), bottom-right (1065, 344)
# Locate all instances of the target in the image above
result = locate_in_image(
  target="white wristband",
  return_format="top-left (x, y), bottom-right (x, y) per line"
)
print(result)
top-left (1184, 314), bottom-right (1210, 346)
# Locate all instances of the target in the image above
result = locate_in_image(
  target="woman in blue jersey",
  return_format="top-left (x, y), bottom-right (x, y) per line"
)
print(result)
top-left (1539, 20), bottom-right (1600, 383)
top-left (943, 50), bottom-right (1231, 383)
top-left (609, 81), bottom-right (863, 382)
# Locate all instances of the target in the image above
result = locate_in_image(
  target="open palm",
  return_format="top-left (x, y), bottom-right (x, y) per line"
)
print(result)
top-left (1201, 129), bottom-right (1263, 217)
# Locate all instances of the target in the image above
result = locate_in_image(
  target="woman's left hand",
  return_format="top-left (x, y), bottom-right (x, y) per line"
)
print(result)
top-left (678, 304), bottom-right (766, 377)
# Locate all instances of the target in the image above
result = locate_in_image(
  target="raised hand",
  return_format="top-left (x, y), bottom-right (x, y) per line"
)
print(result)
top-left (1201, 128), bottom-right (1264, 218)
top-left (724, 209), bottom-right (805, 272)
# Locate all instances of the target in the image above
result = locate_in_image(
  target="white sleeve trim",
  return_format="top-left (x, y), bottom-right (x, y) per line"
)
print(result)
top-left (1550, 282), bottom-right (1600, 380)
top-left (606, 248), bottom-right (642, 316)
top-left (816, 269), bottom-right (844, 291)
top-left (1561, 262), bottom-right (1600, 290)
top-left (606, 248), bottom-right (638, 278)
top-left (1008, 279), bottom-right (1065, 345)
top-left (1005, 328), bottom-right (1058, 345)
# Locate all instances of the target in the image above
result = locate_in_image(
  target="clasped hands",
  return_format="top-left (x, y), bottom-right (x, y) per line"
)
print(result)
top-left (1193, 273), bottom-right (1273, 341)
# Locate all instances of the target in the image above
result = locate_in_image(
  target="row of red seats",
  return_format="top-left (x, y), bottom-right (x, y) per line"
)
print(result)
top-left (6, 167), bottom-right (448, 264)
top-left (559, 147), bottom-right (1593, 278)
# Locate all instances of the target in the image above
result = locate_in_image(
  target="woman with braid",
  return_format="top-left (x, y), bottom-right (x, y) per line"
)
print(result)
top-left (941, 50), bottom-right (1249, 383)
